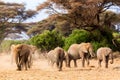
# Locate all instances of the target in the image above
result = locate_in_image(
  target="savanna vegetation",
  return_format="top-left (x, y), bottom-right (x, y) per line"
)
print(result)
top-left (0, 1), bottom-right (120, 80)
top-left (0, 0), bottom-right (120, 54)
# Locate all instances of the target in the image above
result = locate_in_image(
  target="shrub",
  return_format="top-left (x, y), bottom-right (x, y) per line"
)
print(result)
top-left (30, 30), bottom-right (65, 52)
top-left (92, 39), bottom-right (109, 53)
top-left (64, 29), bottom-right (90, 50)
top-left (63, 28), bottom-right (116, 52)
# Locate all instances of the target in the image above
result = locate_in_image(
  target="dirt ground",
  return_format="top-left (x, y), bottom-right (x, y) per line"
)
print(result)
top-left (0, 53), bottom-right (120, 80)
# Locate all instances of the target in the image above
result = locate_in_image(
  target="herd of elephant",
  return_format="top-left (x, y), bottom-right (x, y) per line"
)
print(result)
top-left (10, 42), bottom-right (114, 71)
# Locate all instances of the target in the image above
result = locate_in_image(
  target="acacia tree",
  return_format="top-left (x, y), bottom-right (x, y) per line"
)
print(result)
top-left (37, 0), bottom-right (120, 30)
top-left (0, 1), bottom-right (37, 44)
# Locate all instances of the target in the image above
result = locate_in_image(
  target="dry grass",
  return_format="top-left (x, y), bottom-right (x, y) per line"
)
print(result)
top-left (0, 53), bottom-right (120, 80)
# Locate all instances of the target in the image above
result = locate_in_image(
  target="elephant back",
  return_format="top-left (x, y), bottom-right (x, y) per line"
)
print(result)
top-left (47, 50), bottom-right (57, 62)
top-left (54, 47), bottom-right (65, 60)
top-left (97, 47), bottom-right (112, 56)
top-left (68, 44), bottom-right (80, 59)
top-left (18, 44), bottom-right (31, 56)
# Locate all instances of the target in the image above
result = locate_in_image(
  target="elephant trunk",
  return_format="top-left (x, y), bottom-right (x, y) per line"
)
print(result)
top-left (109, 53), bottom-right (113, 64)
top-left (91, 52), bottom-right (95, 57)
top-left (89, 51), bottom-right (95, 58)
top-left (88, 48), bottom-right (95, 58)
top-left (110, 57), bottom-right (113, 64)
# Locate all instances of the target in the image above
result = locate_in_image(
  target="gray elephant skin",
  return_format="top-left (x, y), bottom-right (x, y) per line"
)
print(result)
top-left (67, 42), bottom-right (95, 67)
top-left (12, 44), bottom-right (36, 71)
top-left (97, 47), bottom-right (113, 68)
top-left (47, 47), bottom-right (65, 71)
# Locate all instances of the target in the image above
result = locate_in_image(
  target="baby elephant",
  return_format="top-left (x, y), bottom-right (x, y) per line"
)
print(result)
top-left (97, 47), bottom-right (114, 68)
top-left (47, 47), bottom-right (65, 71)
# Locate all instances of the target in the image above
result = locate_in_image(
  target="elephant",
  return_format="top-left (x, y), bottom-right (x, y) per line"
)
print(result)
top-left (47, 47), bottom-right (65, 71)
top-left (97, 47), bottom-right (114, 68)
top-left (26, 45), bottom-right (37, 67)
top-left (11, 44), bottom-right (37, 71)
top-left (10, 44), bottom-right (16, 64)
top-left (63, 51), bottom-right (69, 67)
top-left (67, 42), bottom-right (95, 67)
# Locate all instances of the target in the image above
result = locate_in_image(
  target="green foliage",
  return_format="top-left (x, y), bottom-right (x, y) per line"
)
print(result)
top-left (113, 32), bottom-right (120, 42)
top-left (64, 29), bottom-right (90, 50)
top-left (88, 26), bottom-right (116, 52)
top-left (30, 30), bottom-right (65, 52)
top-left (29, 27), bottom-right (117, 53)
top-left (63, 28), bottom-right (116, 52)
top-left (100, 26), bottom-right (113, 43)
top-left (92, 40), bottom-right (109, 52)
top-left (113, 32), bottom-right (120, 37)
top-left (90, 30), bottom-right (102, 42)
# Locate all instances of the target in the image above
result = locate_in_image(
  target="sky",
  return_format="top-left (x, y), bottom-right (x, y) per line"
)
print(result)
top-left (1, 0), bottom-right (48, 23)
top-left (1, 0), bottom-right (120, 23)
top-left (1, 0), bottom-right (49, 40)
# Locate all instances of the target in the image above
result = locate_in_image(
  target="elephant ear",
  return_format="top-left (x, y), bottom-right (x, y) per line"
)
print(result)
top-left (105, 48), bottom-right (112, 56)
top-left (79, 44), bottom-right (88, 53)
top-left (29, 45), bottom-right (37, 54)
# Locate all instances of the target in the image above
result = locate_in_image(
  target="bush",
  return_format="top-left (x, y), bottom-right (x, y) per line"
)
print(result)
top-left (64, 29), bottom-right (90, 50)
top-left (89, 29), bottom-right (103, 42)
top-left (92, 40), bottom-right (109, 52)
top-left (63, 28), bottom-right (116, 52)
top-left (30, 30), bottom-right (65, 52)
top-left (113, 32), bottom-right (120, 42)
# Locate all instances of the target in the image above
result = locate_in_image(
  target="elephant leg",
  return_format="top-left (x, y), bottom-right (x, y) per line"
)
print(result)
top-left (24, 59), bottom-right (28, 70)
top-left (59, 60), bottom-right (63, 71)
top-left (86, 58), bottom-right (89, 67)
top-left (73, 59), bottom-right (77, 67)
top-left (17, 65), bottom-right (21, 71)
top-left (98, 59), bottom-right (102, 68)
top-left (24, 62), bottom-right (27, 70)
top-left (81, 57), bottom-right (85, 67)
top-left (28, 59), bottom-right (32, 68)
top-left (28, 61), bottom-right (31, 68)
top-left (16, 55), bottom-right (22, 71)
top-left (68, 59), bottom-right (71, 67)
top-left (19, 57), bottom-right (24, 70)
top-left (105, 56), bottom-right (109, 68)
top-left (15, 53), bottom-right (20, 70)
top-left (28, 55), bottom-right (32, 68)
top-left (56, 60), bottom-right (59, 68)
top-left (51, 62), bottom-right (54, 67)
top-left (64, 59), bottom-right (67, 67)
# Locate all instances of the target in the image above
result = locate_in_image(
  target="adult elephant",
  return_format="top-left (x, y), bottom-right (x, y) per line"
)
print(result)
top-left (47, 47), bottom-right (65, 71)
top-left (97, 47), bottom-right (114, 68)
top-left (11, 44), bottom-right (37, 71)
top-left (67, 42), bottom-right (95, 67)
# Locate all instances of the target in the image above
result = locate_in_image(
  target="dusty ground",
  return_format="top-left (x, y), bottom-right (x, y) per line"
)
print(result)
top-left (0, 53), bottom-right (120, 80)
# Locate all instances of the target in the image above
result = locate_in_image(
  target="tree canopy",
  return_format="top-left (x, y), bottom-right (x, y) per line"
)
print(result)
top-left (36, 0), bottom-right (120, 30)
top-left (0, 1), bottom-right (37, 44)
